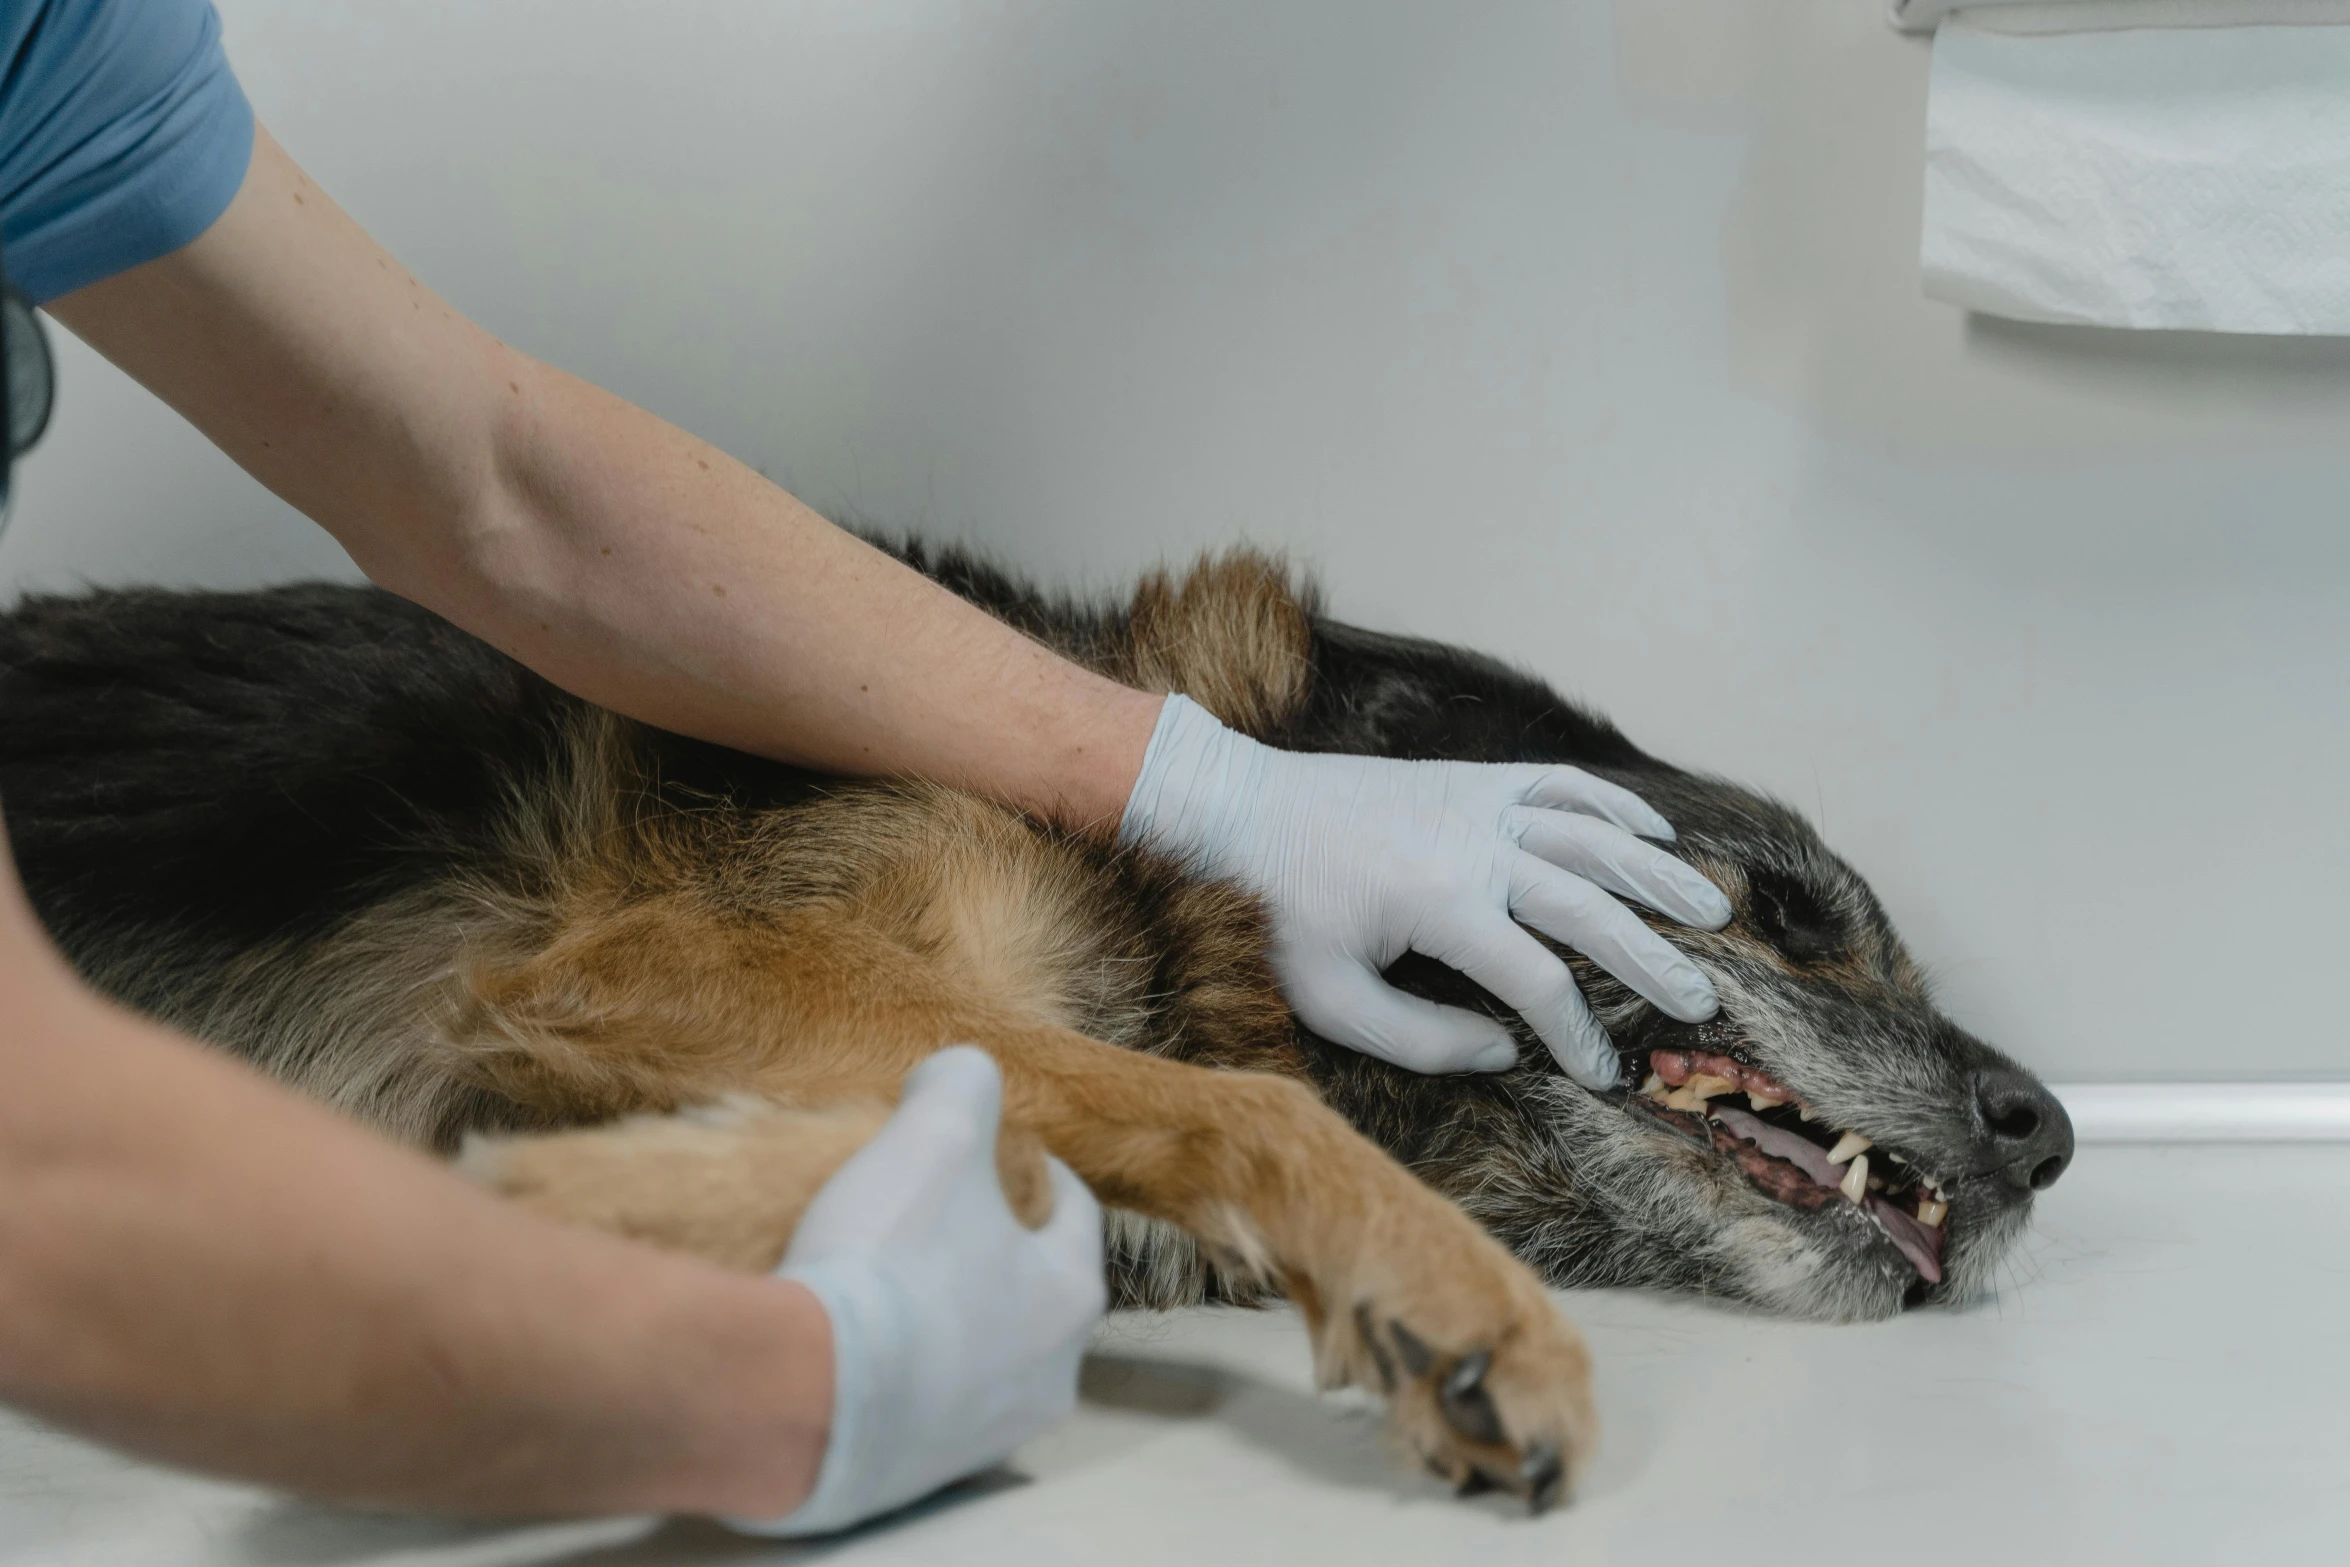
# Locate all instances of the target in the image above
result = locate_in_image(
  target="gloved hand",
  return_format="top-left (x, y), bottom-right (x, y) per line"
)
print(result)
top-left (729, 1047), bottom-right (1106, 1537)
top-left (1120, 695), bottom-right (1733, 1086)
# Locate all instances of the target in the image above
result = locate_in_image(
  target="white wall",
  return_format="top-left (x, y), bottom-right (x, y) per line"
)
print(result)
top-left (8, 0), bottom-right (2347, 1082)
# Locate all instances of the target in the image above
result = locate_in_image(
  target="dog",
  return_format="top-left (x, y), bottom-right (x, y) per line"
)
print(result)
top-left (0, 545), bottom-right (2072, 1510)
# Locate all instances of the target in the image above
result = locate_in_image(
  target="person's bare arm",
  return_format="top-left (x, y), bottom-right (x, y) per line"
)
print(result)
top-left (41, 117), bottom-right (1729, 1093)
top-left (45, 124), bottom-right (1162, 830)
top-left (0, 833), bottom-right (829, 1518)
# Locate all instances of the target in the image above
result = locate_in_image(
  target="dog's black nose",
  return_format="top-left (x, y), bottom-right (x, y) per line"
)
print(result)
top-left (1972, 1067), bottom-right (2074, 1192)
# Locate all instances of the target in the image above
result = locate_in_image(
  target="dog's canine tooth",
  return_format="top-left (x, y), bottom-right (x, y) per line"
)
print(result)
top-left (1798, 1104), bottom-right (1822, 1122)
top-left (1826, 1131), bottom-right (1873, 1165)
top-left (1640, 1072), bottom-right (1667, 1099)
top-left (1839, 1153), bottom-right (1870, 1205)
top-left (1917, 1197), bottom-right (1949, 1228)
top-left (1747, 1088), bottom-right (1787, 1111)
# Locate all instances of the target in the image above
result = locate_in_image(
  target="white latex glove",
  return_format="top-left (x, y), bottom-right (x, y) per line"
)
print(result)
top-left (729, 1047), bottom-right (1106, 1537)
top-left (1120, 694), bottom-right (1733, 1086)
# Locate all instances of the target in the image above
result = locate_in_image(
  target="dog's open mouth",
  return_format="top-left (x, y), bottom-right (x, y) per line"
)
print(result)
top-left (1624, 1046), bottom-right (1949, 1284)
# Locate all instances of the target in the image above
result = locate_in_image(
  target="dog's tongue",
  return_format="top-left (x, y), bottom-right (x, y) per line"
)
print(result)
top-left (1711, 1106), bottom-right (1840, 1186)
top-left (1865, 1195), bottom-right (1945, 1285)
top-left (1709, 1107), bottom-right (1944, 1284)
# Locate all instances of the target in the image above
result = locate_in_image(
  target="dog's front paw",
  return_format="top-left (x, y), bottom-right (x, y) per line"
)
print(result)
top-left (1324, 1258), bottom-right (1595, 1511)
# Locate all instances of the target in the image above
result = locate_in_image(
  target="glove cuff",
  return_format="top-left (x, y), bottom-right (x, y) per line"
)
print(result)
top-left (1117, 693), bottom-right (1261, 858)
top-left (725, 1258), bottom-right (913, 1538)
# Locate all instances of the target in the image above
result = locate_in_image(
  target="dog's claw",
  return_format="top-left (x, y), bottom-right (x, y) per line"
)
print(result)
top-left (1438, 1348), bottom-right (1505, 1446)
top-left (1370, 1322), bottom-right (1570, 1515)
top-left (1521, 1442), bottom-right (1565, 1514)
top-left (1442, 1347), bottom-right (1490, 1400)
top-left (1354, 1303), bottom-right (1397, 1393)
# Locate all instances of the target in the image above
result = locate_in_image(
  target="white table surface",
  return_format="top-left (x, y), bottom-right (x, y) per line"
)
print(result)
top-left (4, 1141), bottom-right (2334, 1566)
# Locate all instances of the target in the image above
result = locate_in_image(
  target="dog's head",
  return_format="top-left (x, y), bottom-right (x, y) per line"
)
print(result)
top-left (1586, 771), bottom-right (2068, 1317)
top-left (1275, 610), bottom-right (2069, 1319)
top-left (1327, 771), bottom-right (2068, 1323)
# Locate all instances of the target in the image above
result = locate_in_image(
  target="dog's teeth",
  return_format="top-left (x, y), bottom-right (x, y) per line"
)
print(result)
top-left (1888, 1152), bottom-right (1909, 1166)
top-left (1798, 1104), bottom-right (1822, 1122)
top-left (1867, 1175), bottom-right (1884, 1191)
top-left (1747, 1089), bottom-right (1787, 1111)
top-left (1640, 1073), bottom-right (1666, 1099)
top-left (1918, 1197), bottom-right (1949, 1228)
top-left (1825, 1131), bottom-right (1873, 1165)
top-left (1664, 1074), bottom-right (1737, 1112)
top-left (1839, 1153), bottom-right (1869, 1205)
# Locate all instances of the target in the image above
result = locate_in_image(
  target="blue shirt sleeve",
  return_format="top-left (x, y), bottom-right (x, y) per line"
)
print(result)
top-left (0, 0), bottom-right (255, 304)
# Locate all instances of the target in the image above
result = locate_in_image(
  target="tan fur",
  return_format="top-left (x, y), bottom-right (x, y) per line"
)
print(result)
top-left (454, 870), bottom-right (1594, 1495)
top-left (460, 1097), bottom-right (1056, 1271)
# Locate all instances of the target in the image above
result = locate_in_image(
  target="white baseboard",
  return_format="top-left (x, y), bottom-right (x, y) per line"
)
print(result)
top-left (2052, 1082), bottom-right (2350, 1142)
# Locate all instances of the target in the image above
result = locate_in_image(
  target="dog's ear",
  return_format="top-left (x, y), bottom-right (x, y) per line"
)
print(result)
top-left (1119, 551), bottom-right (1314, 738)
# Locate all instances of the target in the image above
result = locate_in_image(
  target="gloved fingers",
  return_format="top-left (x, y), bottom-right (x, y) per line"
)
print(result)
top-left (1508, 854), bottom-right (1720, 1023)
top-left (1519, 766), bottom-right (1678, 842)
top-left (1284, 957), bottom-right (1523, 1074)
top-left (753, 1054), bottom-right (1097, 1540)
top-left (1413, 909), bottom-right (1618, 1089)
top-left (899, 1044), bottom-right (1005, 1135)
top-left (780, 1046), bottom-right (1001, 1266)
top-left (874, 1046), bottom-right (1001, 1174)
top-left (1037, 1156), bottom-right (1110, 1314)
top-left (1509, 806), bottom-right (1732, 929)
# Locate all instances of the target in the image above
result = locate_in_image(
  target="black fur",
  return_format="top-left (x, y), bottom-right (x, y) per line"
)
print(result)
top-left (0, 585), bottom-right (823, 993)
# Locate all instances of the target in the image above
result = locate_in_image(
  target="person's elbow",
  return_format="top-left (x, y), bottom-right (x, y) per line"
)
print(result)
top-left (339, 369), bottom-right (568, 630)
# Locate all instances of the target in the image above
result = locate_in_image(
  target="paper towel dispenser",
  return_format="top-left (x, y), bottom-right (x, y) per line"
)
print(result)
top-left (1905, 2), bottom-right (2350, 333)
top-left (1895, 1), bottom-right (2350, 33)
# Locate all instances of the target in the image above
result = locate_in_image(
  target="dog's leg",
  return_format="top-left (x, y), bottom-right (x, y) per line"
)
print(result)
top-left (994, 1026), bottom-right (1596, 1506)
top-left (447, 896), bottom-right (1595, 1503)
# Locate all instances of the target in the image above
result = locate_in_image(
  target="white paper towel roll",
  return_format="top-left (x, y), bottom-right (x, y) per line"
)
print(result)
top-left (1920, 16), bottom-right (2350, 333)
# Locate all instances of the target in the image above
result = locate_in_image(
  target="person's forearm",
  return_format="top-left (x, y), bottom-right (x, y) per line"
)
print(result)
top-left (434, 357), bottom-right (1163, 829)
top-left (0, 857), bottom-right (827, 1518)
top-left (47, 126), bottom-right (1163, 832)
